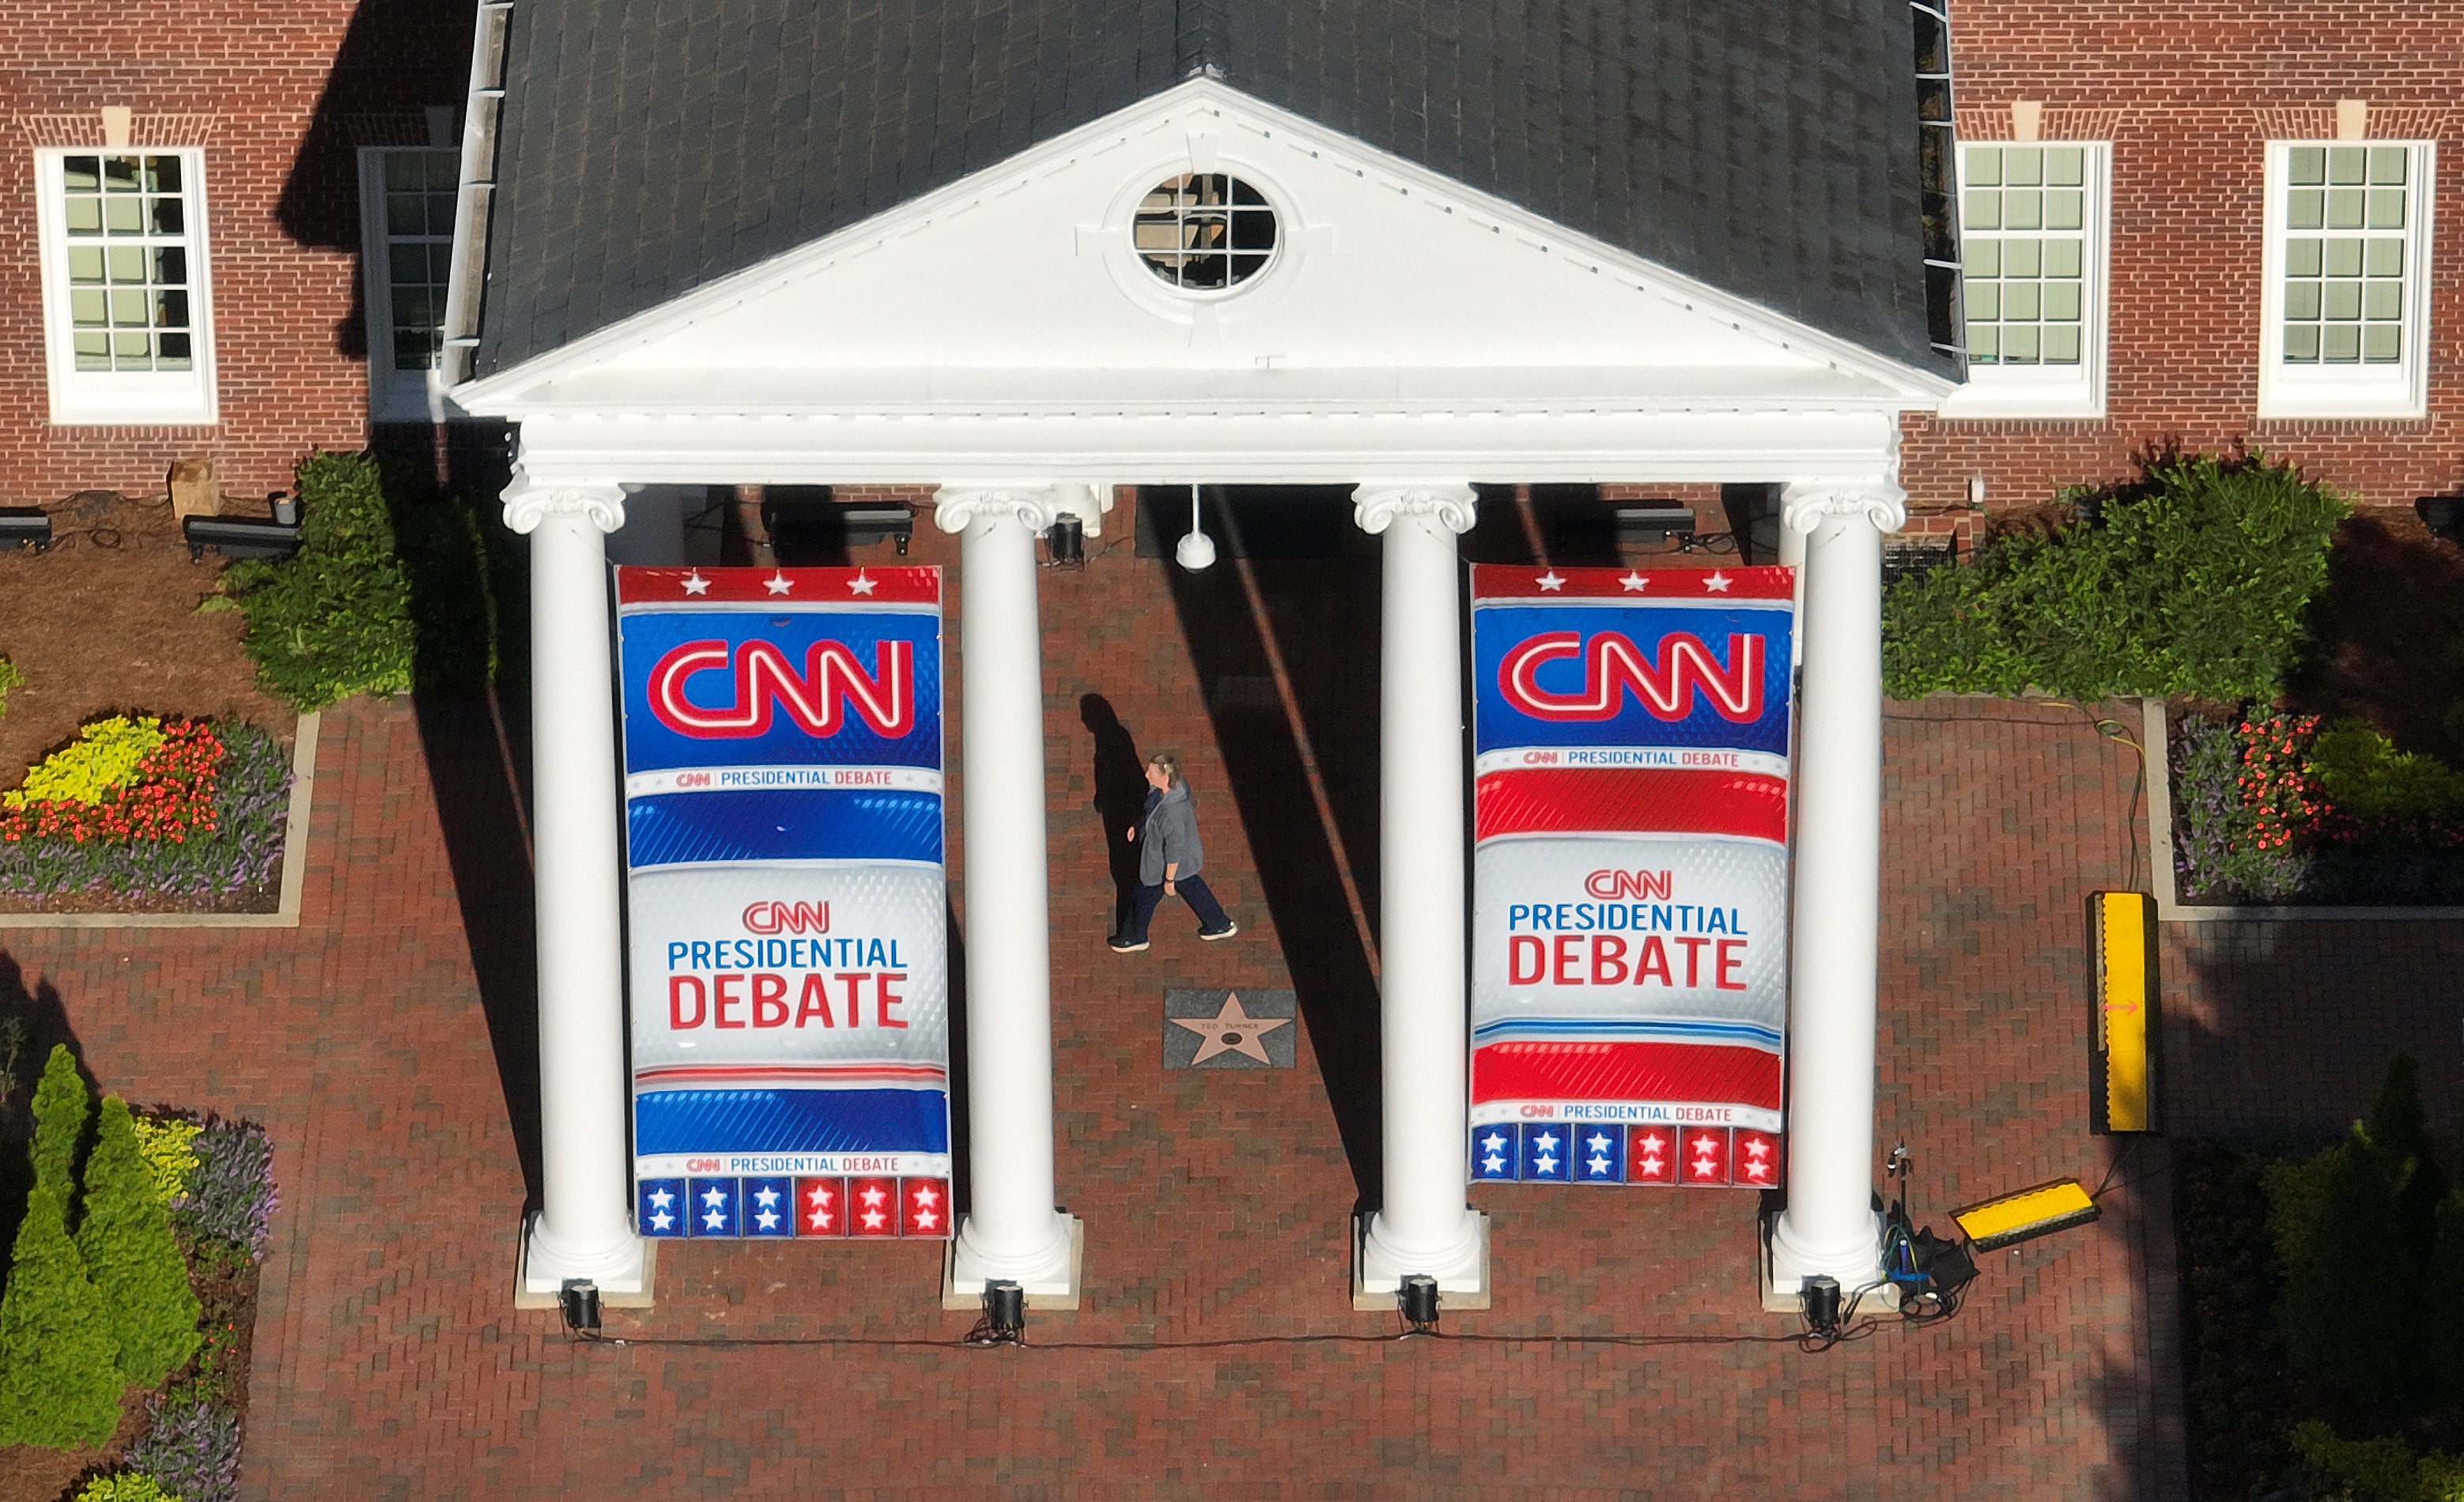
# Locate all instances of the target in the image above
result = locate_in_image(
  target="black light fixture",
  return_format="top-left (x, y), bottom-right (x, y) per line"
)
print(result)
top-left (1801, 1274), bottom-right (1842, 1338)
top-left (983, 1279), bottom-right (1027, 1343)
top-left (557, 1277), bottom-right (602, 1334)
top-left (2418, 495), bottom-right (2464, 545)
top-left (0, 507), bottom-right (54, 552)
top-left (182, 513), bottom-right (302, 563)
top-left (1045, 513), bottom-right (1085, 568)
top-left (1398, 1274), bottom-right (1441, 1334)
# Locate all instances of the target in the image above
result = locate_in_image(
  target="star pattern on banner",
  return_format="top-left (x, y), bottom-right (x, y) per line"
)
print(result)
top-left (1171, 991), bottom-right (1291, 1064)
top-left (1478, 1129), bottom-right (1511, 1177)
top-left (801, 1179), bottom-right (841, 1235)
top-left (764, 572), bottom-right (795, 595)
top-left (679, 570), bottom-right (712, 595)
top-left (903, 1179), bottom-right (945, 1235)
top-left (644, 1185), bottom-right (676, 1234)
top-left (1585, 1130), bottom-right (1616, 1177)
top-left (1703, 571), bottom-right (1733, 592)
top-left (856, 1179), bottom-right (894, 1235)
top-left (1619, 572), bottom-right (1650, 591)
top-left (1535, 571), bottom-right (1566, 591)
top-left (847, 571), bottom-right (878, 595)
top-left (1633, 1129), bottom-right (1669, 1182)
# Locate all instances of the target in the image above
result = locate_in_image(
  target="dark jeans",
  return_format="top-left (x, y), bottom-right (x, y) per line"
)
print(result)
top-left (1120, 875), bottom-right (1231, 942)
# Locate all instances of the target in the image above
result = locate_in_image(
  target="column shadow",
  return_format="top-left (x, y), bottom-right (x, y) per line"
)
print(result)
top-left (1158, 490), bottom-right (1388, 1211)
top-left (409, 689), bottom-right (545, 1213)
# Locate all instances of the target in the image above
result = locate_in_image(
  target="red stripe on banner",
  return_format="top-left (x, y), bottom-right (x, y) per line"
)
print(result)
top-left (1470, 564), bottom-right (1795, 601)
top-left (1472, 1040), bottom-right (1782, 1112)
top-left (616, 566), bottom-right (941, 605)
top-left (1475, 768), bottom-right (1787, 843)
top-left (635, 1063), bottom-right (948, 1086)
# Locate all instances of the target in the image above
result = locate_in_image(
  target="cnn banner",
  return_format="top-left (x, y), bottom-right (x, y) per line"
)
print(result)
top-left (1468, 565), bottom-right (1794, 1191)
top-left (615, 566), bottom-right (953, 1240)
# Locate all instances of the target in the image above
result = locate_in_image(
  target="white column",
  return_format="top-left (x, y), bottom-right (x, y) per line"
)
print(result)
top-left (1766, 478), bottom-right (1906, 1300)
top-left (1352, 482), bottom-right (1487, 1296)
top-left (503, 470), bottom-right (648, 1295)
top-left (935, 485), bottom-right (1080, 1298)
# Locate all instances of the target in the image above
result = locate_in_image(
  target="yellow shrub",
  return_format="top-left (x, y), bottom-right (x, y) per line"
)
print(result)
top-left (3, 715), bottom-right (165, 809)
top-left (132, 1114), bottom-right (202, 1205)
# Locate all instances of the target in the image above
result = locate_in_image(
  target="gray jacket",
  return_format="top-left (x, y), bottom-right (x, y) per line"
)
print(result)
top-left (1138, 782), bottom-right (1203, 885)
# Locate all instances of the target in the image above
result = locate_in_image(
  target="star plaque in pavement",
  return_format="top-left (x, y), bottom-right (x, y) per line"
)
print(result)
top-left (1162, 988), bottom-right (1298, 1070)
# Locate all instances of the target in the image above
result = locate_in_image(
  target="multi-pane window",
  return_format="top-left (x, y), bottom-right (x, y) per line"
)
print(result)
top-left (380, 150), bottom-right (456, 370)
top-left (1132, 174), bottom-right (1278, 292)
top-left (2261, 140), bottom-right (2434, 417)
top-left (2279, 145), bottom-right (2410, 365)
top-left (1942, 142), bottom-right (2108, 417)
top-left (61, 155), bottom-right (196, 372)
top-left (1960, 145), bottom-right (2088, 366)
top-left (357, 147), bottom-right (461, 420)
top-left (35, 148), bottom-right (215, 423)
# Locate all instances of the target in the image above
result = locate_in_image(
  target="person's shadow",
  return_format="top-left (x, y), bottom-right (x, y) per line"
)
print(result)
top-left (1080, 695), bottom-right (1148, 936)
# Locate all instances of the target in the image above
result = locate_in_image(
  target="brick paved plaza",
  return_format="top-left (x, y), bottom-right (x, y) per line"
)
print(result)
top-left (6, 523), bottom-right (2458, 1497)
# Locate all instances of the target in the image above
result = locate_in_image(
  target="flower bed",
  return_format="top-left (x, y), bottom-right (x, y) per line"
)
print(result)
top-left (0, 1047), bottom-right (273, 1502)
top-left (0, 719), bottom-right (289, 911)
top-left (2171, 707), bottom-right (2464, 905)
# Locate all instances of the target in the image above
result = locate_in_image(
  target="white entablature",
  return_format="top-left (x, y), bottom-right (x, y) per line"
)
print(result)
top-left (455, 79), bottom-right (1946, 487)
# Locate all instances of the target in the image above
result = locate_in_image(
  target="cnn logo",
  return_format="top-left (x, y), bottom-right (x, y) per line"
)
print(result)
top-left (1585, 869), bottom-right (1672, 900)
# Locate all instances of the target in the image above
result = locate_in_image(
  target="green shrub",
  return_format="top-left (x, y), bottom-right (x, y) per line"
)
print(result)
top-left (0, 655), bottom-right (23, 715)
top-left (32, 1041), bottom-right (89, 1206)
top-left (2310, 719), bottom-right (2464, 828)
top-left (225, 451), bottom-right (418, 710)
top-left (0, 1184), bottom-right (127, 1448)
top-left (1883, 453), bottom-right (2349, 700)
top-left (2292, 1421), bottom-right (2464, 1502)
top-left (74, 1475), bottom-right (181, 1502)
top-left (77, 1096), bottom-right (203, 1387)
top-left (2266, 1056), bottom-right (2464, 1406)
top-left (389, 476), bottom-right (523, 692)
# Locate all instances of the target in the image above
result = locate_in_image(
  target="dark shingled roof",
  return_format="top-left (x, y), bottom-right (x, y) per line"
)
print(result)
top-left (473, 0), bottom-right (1953, 379)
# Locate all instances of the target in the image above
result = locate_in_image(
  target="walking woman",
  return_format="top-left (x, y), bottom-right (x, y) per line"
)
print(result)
top-left (1108, 752), bottom-right (1238, 952)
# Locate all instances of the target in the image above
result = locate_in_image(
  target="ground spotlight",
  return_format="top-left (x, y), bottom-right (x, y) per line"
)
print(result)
top-left (558, 1278), bottom-right (601, 1334)
top-left (1398, 1274), bottom-right (1441, 1334)
top-left (1045, 512), bottom-right (1085, 567)
top-left (984, 1280), bottom-right (1026, 1343)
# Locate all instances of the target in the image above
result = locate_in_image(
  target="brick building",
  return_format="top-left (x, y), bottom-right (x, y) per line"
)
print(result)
top-left (0, 0), bottom-right (472, 503)
top-left (1904, 2), bottom-right (2464, 532)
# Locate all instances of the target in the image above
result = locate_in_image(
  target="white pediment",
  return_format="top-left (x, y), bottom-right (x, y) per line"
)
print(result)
top-left (458, 80), bottom-right (1952, 425)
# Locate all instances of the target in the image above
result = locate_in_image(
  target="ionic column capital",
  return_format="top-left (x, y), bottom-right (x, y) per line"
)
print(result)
top-left (932, 483), bottom-right (1069, 535)
top-left (1351, 481), bottom-right (1480, 537)
top-left (501, 470), bottom-right (627, 535)
top-left (1781, 480), bottom-right (1907, 537)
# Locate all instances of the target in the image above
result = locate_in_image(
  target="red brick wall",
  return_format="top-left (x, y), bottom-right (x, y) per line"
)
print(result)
top-left (0, 1), bottom-right (472, 504)
top-left (1902, 3), bottom-right (2464, 538)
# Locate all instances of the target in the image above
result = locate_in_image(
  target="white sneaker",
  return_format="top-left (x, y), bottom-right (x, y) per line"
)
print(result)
top-left (1198, 922), bottom-right (1238, 942)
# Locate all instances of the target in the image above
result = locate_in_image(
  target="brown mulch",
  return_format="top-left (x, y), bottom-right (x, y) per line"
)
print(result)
top-left (0, 492), bottom-right (293, 788)
top-left (0, 1383), bottom-right (152, 1502)
top-left (2282, 505), bottom-right (2464, 757)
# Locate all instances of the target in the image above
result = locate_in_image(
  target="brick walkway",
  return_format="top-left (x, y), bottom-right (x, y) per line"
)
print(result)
top-left (17, 516), bottom-right (2414, 1497)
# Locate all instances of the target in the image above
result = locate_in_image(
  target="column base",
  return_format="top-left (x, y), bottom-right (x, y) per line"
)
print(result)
top-left (1759, 1206), bottom-right (1888, 1315)
top-left (942, 1213), bottom-right (1082, 1310)
top-left (516, 1210), bottom-right (652, 1305)
top-left (1351, 1209), bottom-right (1491, 1311)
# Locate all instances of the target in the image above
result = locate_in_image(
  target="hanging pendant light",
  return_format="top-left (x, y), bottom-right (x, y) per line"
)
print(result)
top-left (1176, 485), bottom-right (1217, 572)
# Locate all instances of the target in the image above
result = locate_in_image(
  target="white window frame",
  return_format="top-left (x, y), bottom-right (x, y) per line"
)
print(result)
top-left (357, 145), bottom-right (466, 423)
top-left (1938, 140), bottom-right (2111, 420)
top-left (2258, 139), bottom-right (2436, 419)
top-left (32, 147), bottom-right (218, 425)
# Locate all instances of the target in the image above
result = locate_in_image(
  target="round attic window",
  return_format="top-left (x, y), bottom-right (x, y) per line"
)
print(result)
top-left (1132, 173), bottom-right (1278, 291)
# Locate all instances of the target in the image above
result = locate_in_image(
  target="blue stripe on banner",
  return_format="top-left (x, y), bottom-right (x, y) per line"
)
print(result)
top-left (634, 1088), bottom-right (952, 1157)
top-left (1472, 1016), bottom-right (1785, 1048)
top-left (626, 787), bottom-right (942, 868)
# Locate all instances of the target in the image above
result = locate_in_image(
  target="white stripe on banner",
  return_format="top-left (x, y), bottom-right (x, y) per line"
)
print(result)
top-left (1472, 746), bottom-right (1790, 779)
top-left (626, 765), bottom-right (944, 798)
